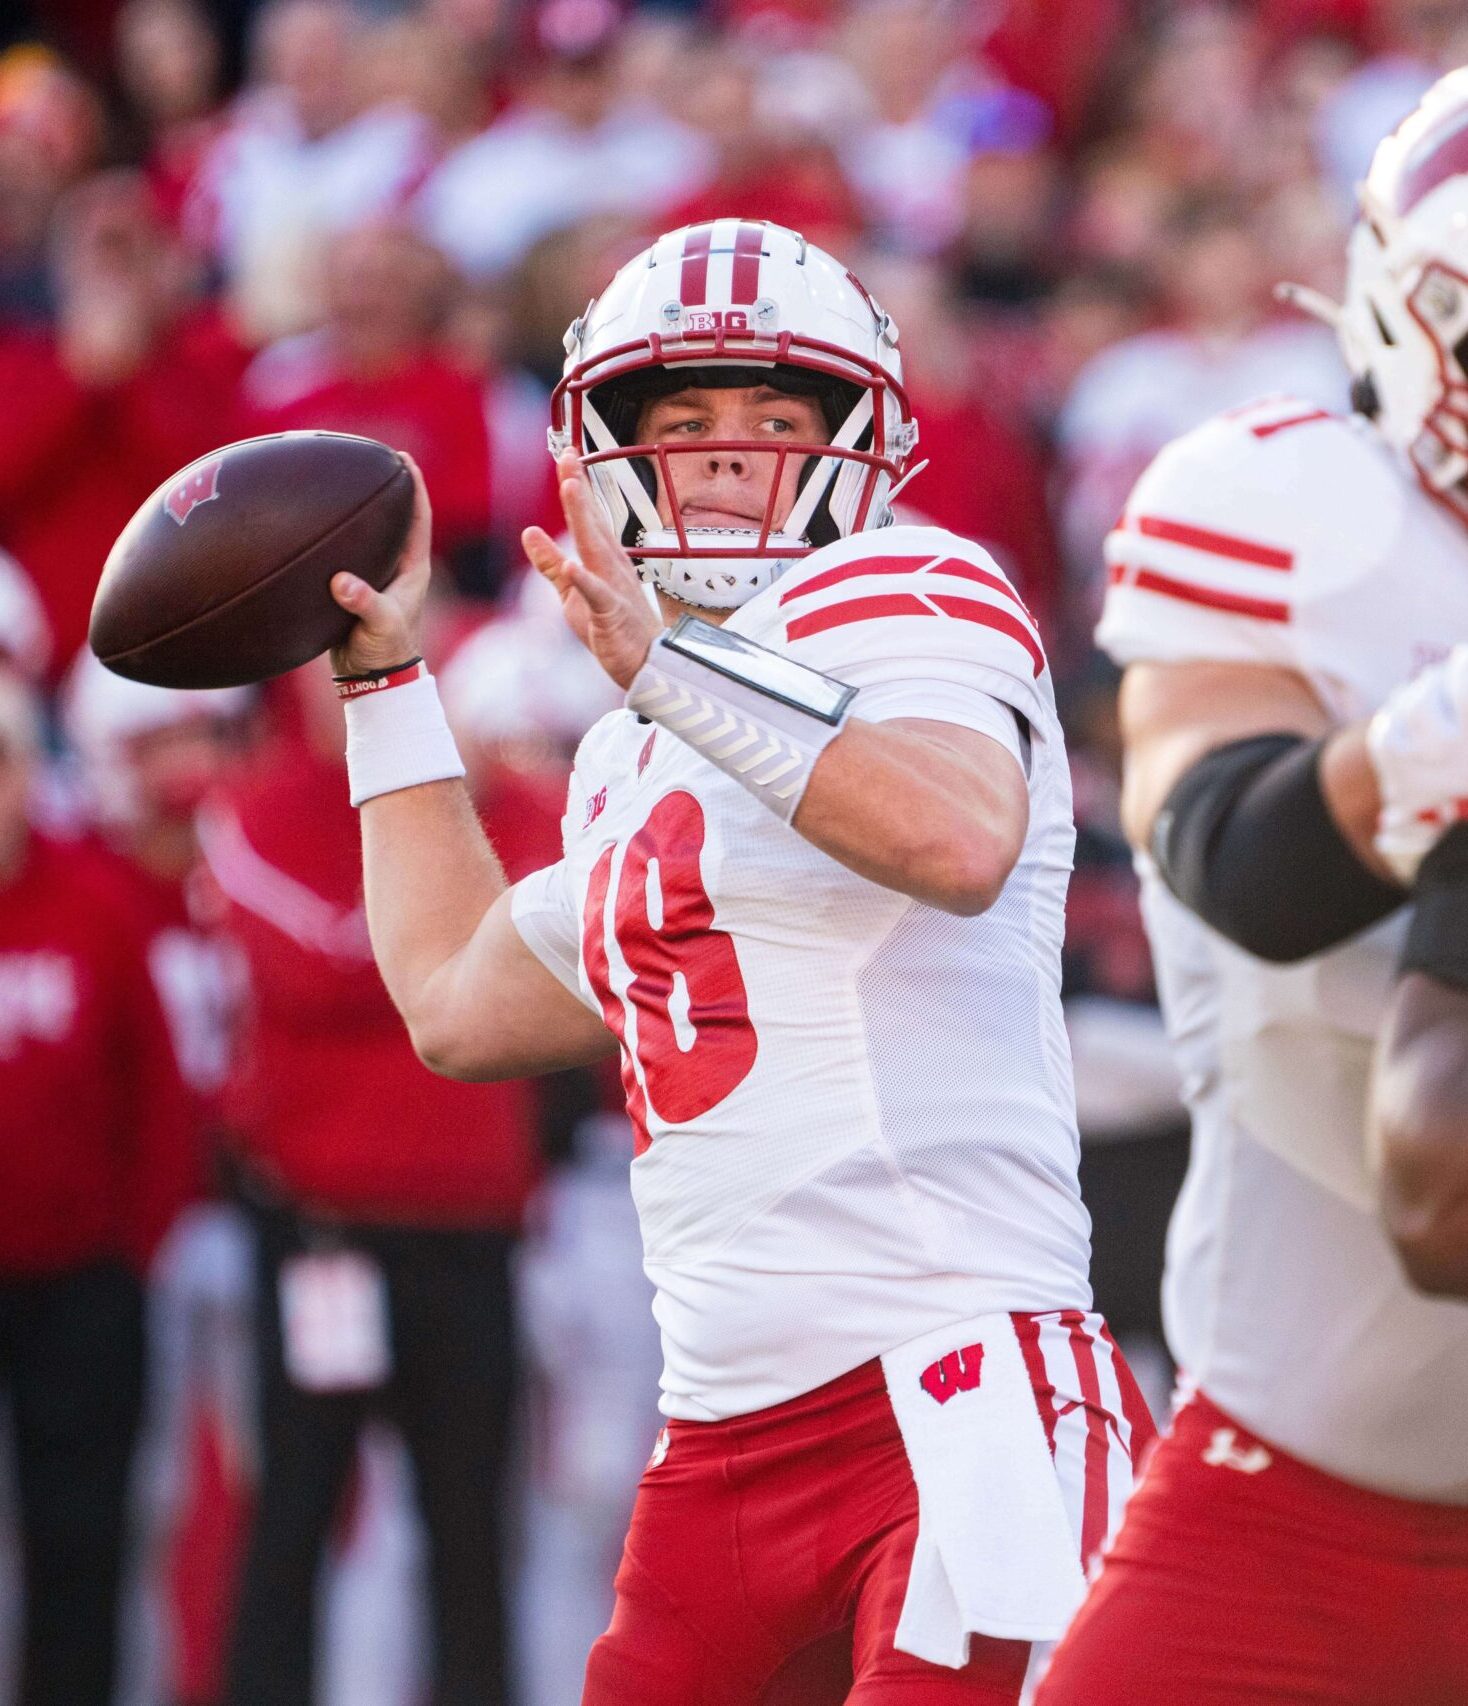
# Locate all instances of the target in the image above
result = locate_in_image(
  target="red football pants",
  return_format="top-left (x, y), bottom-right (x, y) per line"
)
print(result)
top-left (1036, 1391), bottom-right (1468, 1705)
top-left (583, 1315), bottom-right (1153, 1706)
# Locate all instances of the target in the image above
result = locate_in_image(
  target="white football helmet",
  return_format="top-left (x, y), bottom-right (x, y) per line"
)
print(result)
top-left (62, 652), bottom-right (252, 823)
top-left (1338, 68), bottom-right (1468, 522)
top-left (550, 219), bottom-right (919, 610)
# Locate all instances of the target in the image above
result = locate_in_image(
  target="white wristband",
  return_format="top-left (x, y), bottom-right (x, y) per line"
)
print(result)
top-left (344, 671), bottom-right (466, 807)
top-left (626, 618), bottom-right (855, 823)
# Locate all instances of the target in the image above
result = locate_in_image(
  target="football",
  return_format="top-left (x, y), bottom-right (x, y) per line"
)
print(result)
top-left (89, 431), bottom-right (414, 690)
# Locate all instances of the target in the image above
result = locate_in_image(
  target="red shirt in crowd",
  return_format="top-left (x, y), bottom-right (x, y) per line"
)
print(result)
top-left (0, 319), bottom-right (242, 682)
top-left (665, 144), bottom-right (864, 258)
top-left (205, 732), bottom-right (540, 1228)
top-left (0, 832), bottom-right (197, 1275)
top-left (244, 348), bottom-right (494, 558)
top-left (89, 841), bottom-right (243, 1123)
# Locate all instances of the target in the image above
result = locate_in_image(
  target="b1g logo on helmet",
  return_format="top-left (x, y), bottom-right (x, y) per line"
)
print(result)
top-left (681, 307), bottom-right (749, 333)
top-left (164, 458), bottom-right (223, 526)
top-left (666, 298), bottom-right (779, 336)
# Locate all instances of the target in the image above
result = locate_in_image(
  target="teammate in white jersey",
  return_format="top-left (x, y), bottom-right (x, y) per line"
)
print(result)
top-left (325, 220), bottom-right (1152, 1704)
top-left (1038, 74), bottom-right (1468, 1706)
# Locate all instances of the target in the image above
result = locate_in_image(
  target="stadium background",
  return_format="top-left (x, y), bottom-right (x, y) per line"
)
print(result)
top-left (0, 0), bottom-right (1460, 1701)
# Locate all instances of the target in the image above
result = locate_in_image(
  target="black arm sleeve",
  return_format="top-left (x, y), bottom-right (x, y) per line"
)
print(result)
top-left (1402, 823), bottom-right (1468, 992)
top-left (1151, 732), bottom-right (1404, 963)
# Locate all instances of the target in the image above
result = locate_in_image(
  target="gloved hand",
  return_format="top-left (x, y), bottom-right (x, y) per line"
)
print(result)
top-left (1369, 646), bottom-right (1468, 883)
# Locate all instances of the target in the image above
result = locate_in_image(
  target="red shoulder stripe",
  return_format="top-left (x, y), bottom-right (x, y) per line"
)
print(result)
top-left (780, 553), bottom-right (1036, 623)
top-left (927, 595), bottom-right (1044, 676)
top-left (779, 556), bottom-right (932, 602)
top-left (1123, 515), bottom-right (1293, 572)
top-left (1249, 408), bottom-right (1329, 441)
top-left (1112, 563), bottom-right (1290, 624)
top-left (785, 590), bottom-right (1046, 676)
top-left (786, 593), bottom-right (930, 637)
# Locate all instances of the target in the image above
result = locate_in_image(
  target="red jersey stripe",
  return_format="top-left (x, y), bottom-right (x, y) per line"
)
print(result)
top-left (1116, 565), bottom-right (1291, 623)
top-left (731, 222), bottom-right (764, 304)
top-left (928, 594), bottom-right (1045, 676)
top-left (1061, 1310), bottom-right (1113, 1570)
top-left (1011, 1312), bottom-right (1059, 1459)
top-left (781, 554), bottom-right (1035, 624)
top-left (1125, 514), bottom-right (1293, 571)
top-left (680, 224), bottom-right (714, 305)
top-left (786, 593), bottom-right (931, 638)
top-left (1249, 407), bottom-right (1330, 441)
top-left (786, 587), bottom-right (1046, 674)
top-left (1098, 1320), bottom-right (1156, 1470)
top-left (779, 555), bottom-right (934, 602)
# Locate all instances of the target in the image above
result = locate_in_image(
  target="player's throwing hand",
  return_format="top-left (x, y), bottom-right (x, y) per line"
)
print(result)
top-left (523, 450), bottom-right (661, 690)
top-left (329, 455), bottom-right (435, 677)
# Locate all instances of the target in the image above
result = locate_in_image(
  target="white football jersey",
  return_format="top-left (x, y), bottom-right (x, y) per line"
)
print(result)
top-left (1099, 395), bottom-right (1468, 1501)
top-left (514, 525), bottom-right (1092, 1421)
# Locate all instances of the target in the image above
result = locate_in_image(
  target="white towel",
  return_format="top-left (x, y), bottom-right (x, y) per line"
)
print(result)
top-left (881, 1312), bottom-right (1087, 1668)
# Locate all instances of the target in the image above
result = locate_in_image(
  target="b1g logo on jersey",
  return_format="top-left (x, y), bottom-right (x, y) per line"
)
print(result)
top-left (920, 1343), bottom-right (984, 1405)
top-left (583, 785), bottom-right (608, 829)
top-left (164, 458), bottom-right (223, 526)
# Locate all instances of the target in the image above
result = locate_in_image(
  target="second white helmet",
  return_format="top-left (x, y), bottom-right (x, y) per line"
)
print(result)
top-left (1339, 68), bottom-right (1468, 522)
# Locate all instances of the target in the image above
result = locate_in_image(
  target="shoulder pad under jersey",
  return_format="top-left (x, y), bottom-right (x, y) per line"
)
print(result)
top-left (746, 525), bottom-right (1054, 728)
top-left (1097, 398), bottom-right (1408, 676)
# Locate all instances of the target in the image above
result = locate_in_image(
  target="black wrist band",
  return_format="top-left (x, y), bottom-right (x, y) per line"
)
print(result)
top-left (331, 655), bottom-right (422, 685)
top-left (1402, 822), bottom-right (1468, 992)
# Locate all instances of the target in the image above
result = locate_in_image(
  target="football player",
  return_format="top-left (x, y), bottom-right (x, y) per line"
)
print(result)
top-left (326, 219), bottom-right (1153, 1704)
top-left (1036, 74), bottom-right (1468, 1706)
top-left (1373, 938), bottom-right (1468, 1297)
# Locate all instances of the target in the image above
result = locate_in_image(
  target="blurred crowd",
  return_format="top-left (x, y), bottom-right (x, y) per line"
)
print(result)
top-left (0, 0), bottom-right (1461, 1702)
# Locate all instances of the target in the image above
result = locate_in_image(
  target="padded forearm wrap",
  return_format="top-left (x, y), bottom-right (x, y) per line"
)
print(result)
top-left (1402, 823), bottom-right (1468, 993)
top-left (1152, 733), bottom-right (1402, 963)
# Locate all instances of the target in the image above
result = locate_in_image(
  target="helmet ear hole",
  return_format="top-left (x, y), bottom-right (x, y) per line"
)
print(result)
top-left (1350, 373), bottom-right (1381, 418)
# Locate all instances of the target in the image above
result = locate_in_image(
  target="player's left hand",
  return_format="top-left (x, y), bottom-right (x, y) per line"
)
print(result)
top-left (523, 451), bottom-right (662, 691)
top-left (1370, 643), bottom-right (1468, 882)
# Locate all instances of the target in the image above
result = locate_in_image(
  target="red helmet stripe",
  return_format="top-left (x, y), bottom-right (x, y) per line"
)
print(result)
top-left (1395, 111), bottom-right (1468, 214)
top-left (680, 224), bottom-right (714, 305)
top-left (731, 222), bottom-right (764, 304)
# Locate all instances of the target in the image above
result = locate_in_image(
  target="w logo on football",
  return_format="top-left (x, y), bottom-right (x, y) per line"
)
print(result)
top-left (919, 1343), bottom-right (984, 1405)
top-left (164, 458), bottom-right (223, 525)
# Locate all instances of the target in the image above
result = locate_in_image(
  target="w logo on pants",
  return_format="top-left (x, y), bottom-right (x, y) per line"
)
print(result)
top-left (919, 1343), bottom-right (984, 1405)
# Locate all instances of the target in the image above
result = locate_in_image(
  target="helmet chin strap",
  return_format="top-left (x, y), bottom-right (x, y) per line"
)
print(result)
top-left (638, 523), bottom-right (809, 610)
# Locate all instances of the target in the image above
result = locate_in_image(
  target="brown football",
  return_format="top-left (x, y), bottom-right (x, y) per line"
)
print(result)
top-left (89, 432), bottom-right (414, 689)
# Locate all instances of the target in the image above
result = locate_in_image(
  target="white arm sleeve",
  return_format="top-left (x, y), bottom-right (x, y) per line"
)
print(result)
top-left (854, 677), bottom-right (1028, 773)
top-left (510, 863), bottom-right (598, 1012)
